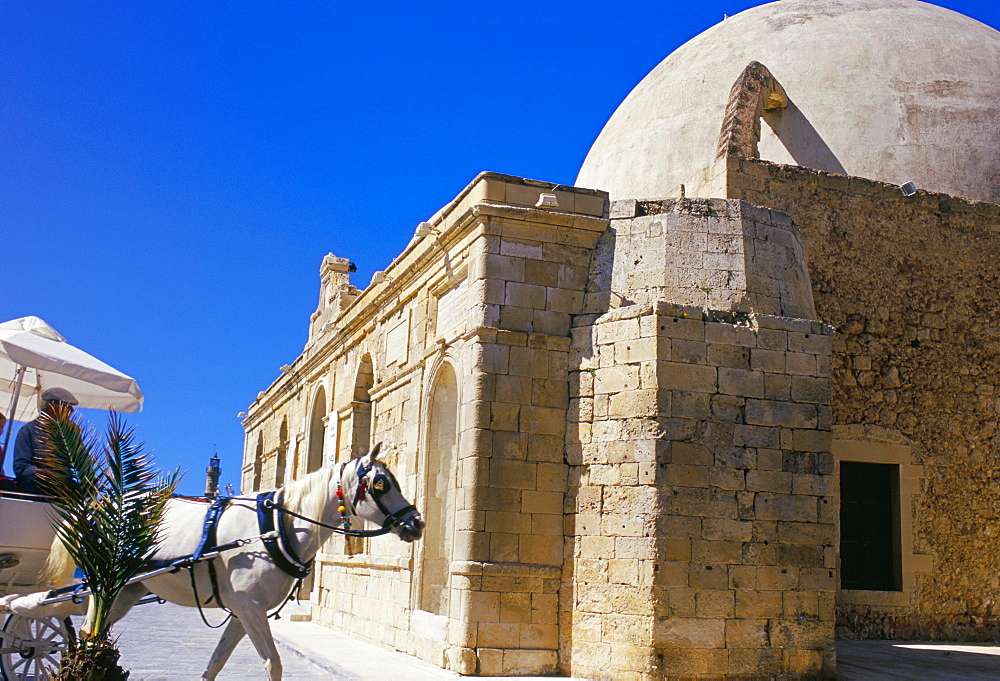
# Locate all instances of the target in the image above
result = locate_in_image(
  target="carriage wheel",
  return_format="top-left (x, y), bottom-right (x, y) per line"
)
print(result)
top-left (0, 614), bottom-right (75, 680)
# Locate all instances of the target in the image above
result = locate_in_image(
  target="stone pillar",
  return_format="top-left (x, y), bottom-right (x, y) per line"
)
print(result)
top-left (566, 304), bottom-right (835, 678)
top-left (450, 195), bottom-right (606, 676)
top-left (565, 303), bottom-right (662, 675)
top-left (652, 306), bottom-right (835, 677)
top-left (565, 198), bottom-right (834, 678)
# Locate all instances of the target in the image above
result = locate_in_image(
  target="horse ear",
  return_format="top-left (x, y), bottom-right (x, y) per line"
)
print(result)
top-left (368, 442), bottom-right (382, 461)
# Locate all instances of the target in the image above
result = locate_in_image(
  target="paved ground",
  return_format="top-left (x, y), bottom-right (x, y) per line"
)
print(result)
top-left (838, 640), bottom-right (1000, 679)
top-left (72, 602), bottom-right (1000, 679)
top-left (113, 601), bottom-right (554, 680)
top-left (113, 602), bottom-right (331, 680)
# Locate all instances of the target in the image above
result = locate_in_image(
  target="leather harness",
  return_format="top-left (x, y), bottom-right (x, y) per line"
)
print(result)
top-left (190, 492), bottom-right (312, 610)
top-left (192, 497), bottom-right (230, 608)
top-left (256, 490), bottom-right (312, 579)
top-left (180, 493), bottom-right (309, 626)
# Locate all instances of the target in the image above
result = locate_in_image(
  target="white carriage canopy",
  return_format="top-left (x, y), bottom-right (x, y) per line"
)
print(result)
top-left (0, 316), bottom-right (143, 423)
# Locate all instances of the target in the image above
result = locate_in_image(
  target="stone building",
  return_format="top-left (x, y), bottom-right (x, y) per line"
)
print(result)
top-left (241, 0), bottom-right (1000, 677)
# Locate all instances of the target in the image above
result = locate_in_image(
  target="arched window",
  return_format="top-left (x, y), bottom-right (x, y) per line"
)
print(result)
top-left (307, 387), bottom-right (327, 474)
top-left (420, 363), bottom-right (459, 616)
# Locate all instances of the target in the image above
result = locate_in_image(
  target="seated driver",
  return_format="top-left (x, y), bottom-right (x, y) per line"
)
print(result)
top-left (13, 388), bottom-right (78, 495)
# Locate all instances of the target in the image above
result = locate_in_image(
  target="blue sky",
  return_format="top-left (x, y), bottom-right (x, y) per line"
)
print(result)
top-left (3, 1), bottom-right (997, 495)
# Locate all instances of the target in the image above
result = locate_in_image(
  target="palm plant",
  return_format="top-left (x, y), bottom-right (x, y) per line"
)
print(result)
top-left (38, 408), bottom-right (179, 680)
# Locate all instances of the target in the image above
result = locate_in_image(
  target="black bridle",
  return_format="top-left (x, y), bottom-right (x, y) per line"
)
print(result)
top-left (347, 457), bottom-right (418, 534)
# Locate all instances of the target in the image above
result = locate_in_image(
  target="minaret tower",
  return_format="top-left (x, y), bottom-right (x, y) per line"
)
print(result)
top-left (205, 453), bottom-right (221, 499)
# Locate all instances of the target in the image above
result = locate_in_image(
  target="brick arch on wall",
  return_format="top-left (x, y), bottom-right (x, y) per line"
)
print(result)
top-left (351, 354), bottom-right (375, 458)
top-left (252, 432), bottom-right (263, 492)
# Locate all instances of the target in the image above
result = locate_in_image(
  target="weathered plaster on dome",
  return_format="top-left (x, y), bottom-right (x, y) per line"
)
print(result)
top-left (577, 0), bottom-right (1000, 204)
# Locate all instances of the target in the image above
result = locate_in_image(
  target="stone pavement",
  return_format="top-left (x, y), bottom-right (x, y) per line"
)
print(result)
top-left (837, 640), bottom-right (1000, 679)
top-left (104, 601), bottom-right (1000, 679)
top-left (111, 601), bottom-right (330, 680)
top-left (111, 601), bottom-right (546, 680)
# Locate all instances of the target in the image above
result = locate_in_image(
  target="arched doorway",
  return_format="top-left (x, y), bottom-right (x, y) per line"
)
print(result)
top-left (344, 355), bottom-right (374, 555)
top-left (351, 355), bottom-right (374, 458)
top-left (419, 363), bottom-right (459, 616)
top-left (276, 418), bottom-right (288, 487)
top-left (252, 434), bottom-right (263, 492)
top-left (307, 387), bottom-right (327, 474)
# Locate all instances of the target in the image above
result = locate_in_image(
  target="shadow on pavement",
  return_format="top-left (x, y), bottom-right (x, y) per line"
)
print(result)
top-left (839, 640), bottom-right (1000, 679)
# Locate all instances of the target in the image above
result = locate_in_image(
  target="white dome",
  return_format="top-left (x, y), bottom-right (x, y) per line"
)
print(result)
top-left (576, 0), bottom-right (1000, 204)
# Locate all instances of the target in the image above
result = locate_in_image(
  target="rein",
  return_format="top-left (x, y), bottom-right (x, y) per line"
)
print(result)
top-left (214, 494), bottom-right (385, 534)
top-left (260, 458), bottom-right (417, 538)
top-left (225, 458), bottom-right (417, 538)
top-left (259, 497), bottom-right (396, 537)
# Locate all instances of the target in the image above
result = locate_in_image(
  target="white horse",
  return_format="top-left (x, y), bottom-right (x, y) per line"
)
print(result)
top-left (3, 443), bottom-right (423, 680)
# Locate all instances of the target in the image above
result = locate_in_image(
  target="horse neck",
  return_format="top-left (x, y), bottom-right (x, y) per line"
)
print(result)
top-left (279, 465), bottom-right (341, 559)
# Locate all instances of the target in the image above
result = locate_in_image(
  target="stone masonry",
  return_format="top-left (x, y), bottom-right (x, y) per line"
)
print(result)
top-left (726, 157), bottom-right (1000, 641)
top-left (558, 197), bottom-right (835, 678)
top-left (242, 173), bottom-right (610, 676)
top-left (243, 156), bottom-right (998, 678)
top-left (241, 9), bottom-right (1000, 676)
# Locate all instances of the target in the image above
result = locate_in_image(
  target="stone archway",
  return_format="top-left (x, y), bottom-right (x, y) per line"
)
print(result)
top-left (351, 355), bottom-right (374, 458)
top-left (419, 362), bottom-right (459, 616)
top-left (276, 418), bottom-right (288, 486)
top-left (307, 386), bottom-right (327, 474)
top-left (251, 434), bottom-right (263, 491)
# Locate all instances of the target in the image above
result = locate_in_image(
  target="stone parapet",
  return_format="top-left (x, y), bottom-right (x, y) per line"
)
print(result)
top-left (590, 199), bottom-right (815, 320)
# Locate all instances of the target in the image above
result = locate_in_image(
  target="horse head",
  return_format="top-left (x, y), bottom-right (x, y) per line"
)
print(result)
top-left (339, 443), bottom-right (424, 542)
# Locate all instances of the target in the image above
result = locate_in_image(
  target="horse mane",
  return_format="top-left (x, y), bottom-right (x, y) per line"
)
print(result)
top-left (280, 464), bottom-right (337, 522)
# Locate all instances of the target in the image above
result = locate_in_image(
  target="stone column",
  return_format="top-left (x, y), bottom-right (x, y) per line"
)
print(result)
top-left (449, 194), bottom-right (606, 676)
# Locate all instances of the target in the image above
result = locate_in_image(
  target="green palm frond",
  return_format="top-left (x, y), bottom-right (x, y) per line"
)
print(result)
top-left (38, 408), bottom-right (180, 641)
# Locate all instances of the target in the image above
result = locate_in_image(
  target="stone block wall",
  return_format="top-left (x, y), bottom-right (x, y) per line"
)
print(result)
top-left (653, 306), bottom-right (836, 678)
top-left (565, 301), bottom-right (836, 679)
top-left (448, 191), bottom-right (606, 676)
top-left (729, 158), bottom-right (1000, 640)
top-left (243, 172), bottom-right (609, 676)
top-left (564, 303), bottom-right (663, 679)
top-left (449, 327), bottom-right (572, 676)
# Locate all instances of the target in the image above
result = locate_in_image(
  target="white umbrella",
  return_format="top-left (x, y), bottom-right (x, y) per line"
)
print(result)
top-left (0, 316), bottom-right (143, 426)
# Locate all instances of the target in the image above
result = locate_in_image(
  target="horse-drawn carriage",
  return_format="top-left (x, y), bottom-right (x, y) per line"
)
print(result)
top-left (0, 452), bottom-right (423, 681)
top-left (0, 492), bottom-right (74, 680)
top-left (0, 317), bottom-right (423, 680)
top-left (0, 315), bottom-right (147, 679)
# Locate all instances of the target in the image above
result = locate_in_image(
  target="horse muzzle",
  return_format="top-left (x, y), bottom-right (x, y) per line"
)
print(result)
top-left (394, 512), bottom-right (424, 542)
